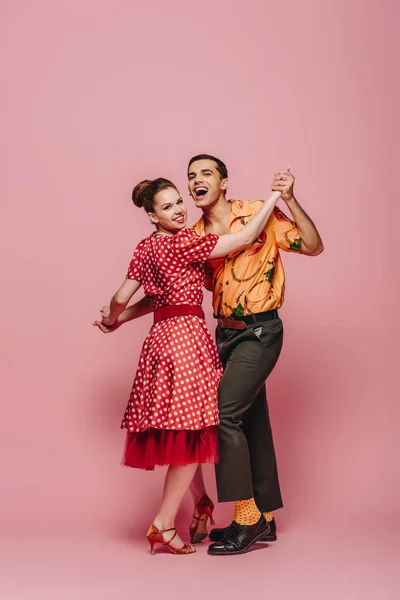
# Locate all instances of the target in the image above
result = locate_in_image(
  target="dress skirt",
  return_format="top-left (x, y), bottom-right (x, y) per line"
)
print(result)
top-left (123, 426), bottom-right (219, 471)
top-left (120, 314), bottom-right (222, 470)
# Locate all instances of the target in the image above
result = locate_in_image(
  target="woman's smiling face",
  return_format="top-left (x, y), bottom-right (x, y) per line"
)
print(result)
top-left (149, 186), bottom-right (187, 234)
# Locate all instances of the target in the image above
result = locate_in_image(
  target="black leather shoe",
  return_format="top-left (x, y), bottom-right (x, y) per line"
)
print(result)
top-left (207, 516), bottom-right (270, 556)
top-left (209, 517), bottom-right (277, 543)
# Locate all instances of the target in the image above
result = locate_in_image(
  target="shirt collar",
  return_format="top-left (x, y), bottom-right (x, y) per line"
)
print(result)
top-left (229, 199), bottom-right (254, 219)
top-left (192, 199), bottom-right (253, 236)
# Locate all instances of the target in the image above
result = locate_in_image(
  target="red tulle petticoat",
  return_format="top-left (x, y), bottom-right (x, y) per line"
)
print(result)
top-left (122, 426), bottom-right (219, 471)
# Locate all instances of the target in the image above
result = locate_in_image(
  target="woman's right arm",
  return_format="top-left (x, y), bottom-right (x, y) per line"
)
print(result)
top-left (209, 191), bottom-right (281, 259)
top-left (93, 296), bottom-right (153, 333)
top-left (119, 296), bottom-right (153, 323)
top-left (101, 278), bottom-right (142, 327)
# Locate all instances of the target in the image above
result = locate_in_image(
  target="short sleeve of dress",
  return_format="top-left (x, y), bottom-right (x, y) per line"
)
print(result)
top-left (126, 239), bottom-right (146, 282)
top-left (173, 228), bottom-right (219, 265)
top-left (272, 207), bottom-right (302, 253)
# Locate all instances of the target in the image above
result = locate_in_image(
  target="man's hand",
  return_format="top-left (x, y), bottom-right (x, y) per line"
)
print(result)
top-left (92, 319), bottom-right (122, 333)
top-left (92, 306), bottom-right (121, 333)
top-left (271, 168), bottom-right (324, 256)
top-left (271, 169), bottom-right (295, 203)
top-left (99, 305), bottom-right (113, 325)
top-left (100, 306), bottom-right (114, 326)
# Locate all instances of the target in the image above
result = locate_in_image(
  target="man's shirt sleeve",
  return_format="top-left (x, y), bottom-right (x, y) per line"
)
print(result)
top-left (272, 207), bottom-right (302, 253)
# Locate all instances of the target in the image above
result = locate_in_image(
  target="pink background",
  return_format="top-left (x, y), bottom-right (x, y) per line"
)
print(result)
top-left (1, 0), bottom-right (399, 598)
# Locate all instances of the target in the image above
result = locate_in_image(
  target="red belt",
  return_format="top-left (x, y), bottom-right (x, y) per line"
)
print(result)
top-left (153, 304), bottom-right (204, 324)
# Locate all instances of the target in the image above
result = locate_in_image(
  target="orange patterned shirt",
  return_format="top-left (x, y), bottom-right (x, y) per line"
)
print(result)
top-left (193, 200), bottom-right (302, 318)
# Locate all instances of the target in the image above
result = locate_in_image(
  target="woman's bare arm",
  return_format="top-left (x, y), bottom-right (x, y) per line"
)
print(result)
top-left (102, 279), bottom-right (142, 326)
top-left (209, 191), bottom-right (280, 259)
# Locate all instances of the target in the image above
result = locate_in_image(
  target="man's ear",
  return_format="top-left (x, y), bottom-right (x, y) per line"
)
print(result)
top-left (221, 178), bottom-right (229, 190)
top-left (148, 212), bottom-right (158, 224)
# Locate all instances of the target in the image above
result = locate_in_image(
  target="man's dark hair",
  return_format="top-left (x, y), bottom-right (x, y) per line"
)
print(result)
top-left (187, 154), bottom-right (228, 180)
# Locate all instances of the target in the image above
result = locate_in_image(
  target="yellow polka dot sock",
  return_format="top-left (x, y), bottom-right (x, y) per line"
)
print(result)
top-left (263, 512), bottom-right (273, 522)
top-left (233, 498), bottom-right (261, 526)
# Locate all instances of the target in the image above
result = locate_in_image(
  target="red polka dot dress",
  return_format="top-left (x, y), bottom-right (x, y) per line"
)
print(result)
top-left (121, 228), bottom-right (222, 470)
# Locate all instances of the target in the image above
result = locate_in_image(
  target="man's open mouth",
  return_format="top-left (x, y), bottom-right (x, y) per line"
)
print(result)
top-left (194, 186), bottom-right (208, 199)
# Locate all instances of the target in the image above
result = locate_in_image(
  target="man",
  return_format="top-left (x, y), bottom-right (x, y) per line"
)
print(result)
top-left (96, 154), bottom-right (324, 556)
top-left (187, 154), bottom-right (323, 556)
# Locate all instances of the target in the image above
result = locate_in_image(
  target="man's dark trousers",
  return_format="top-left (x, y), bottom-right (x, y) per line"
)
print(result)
top-left (215, 316), bottom-right (284, 512)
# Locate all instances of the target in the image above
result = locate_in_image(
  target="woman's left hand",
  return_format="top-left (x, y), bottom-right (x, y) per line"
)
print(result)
top-left (271, 169), bottom-right (295, 203)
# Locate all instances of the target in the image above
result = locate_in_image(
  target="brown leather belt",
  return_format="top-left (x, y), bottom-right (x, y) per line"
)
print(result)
top-left (217, 309), bottom-right (279, 329)
top-left (154, 304), bottom-right (204, 323)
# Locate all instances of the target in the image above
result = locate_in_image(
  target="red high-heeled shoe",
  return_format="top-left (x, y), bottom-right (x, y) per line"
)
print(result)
top-left (189, 494), bottom-right (216, 544)
top-left (147, 524), bottom-right (196, 555)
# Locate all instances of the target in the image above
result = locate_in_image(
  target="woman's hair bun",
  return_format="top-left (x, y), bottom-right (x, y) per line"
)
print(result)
top-left (132, 179), bottom-right (152, 208)
top-left (131, 177), bottom-right (176, 213)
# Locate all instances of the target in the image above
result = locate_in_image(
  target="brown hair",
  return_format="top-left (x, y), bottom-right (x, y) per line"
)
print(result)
top-left (187, 154), bottom-right (228, 179)
top-left (132, 178), bottom-right (177, 213)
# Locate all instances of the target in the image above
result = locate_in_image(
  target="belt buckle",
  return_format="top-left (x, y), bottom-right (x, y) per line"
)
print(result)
top-left (219, 317), bottom-right (246, 330)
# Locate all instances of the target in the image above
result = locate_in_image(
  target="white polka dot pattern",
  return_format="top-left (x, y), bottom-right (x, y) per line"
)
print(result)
top-left (122, 228), bottom-right (222, 432)
top-left (126, 228), bottom-right (218, 310)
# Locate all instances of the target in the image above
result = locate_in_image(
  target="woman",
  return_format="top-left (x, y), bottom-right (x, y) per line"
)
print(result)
top-left (94, 178), bottom-right (280, 555)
